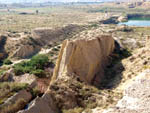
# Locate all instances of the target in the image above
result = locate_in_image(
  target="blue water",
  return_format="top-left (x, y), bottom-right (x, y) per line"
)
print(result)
top-left (118, 20), bottom-right (150, 27)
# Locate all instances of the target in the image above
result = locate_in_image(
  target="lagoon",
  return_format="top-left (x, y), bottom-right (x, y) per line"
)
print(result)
top-left (118, 17), bottom-right (150, 27)
top-left (118, 20), bottom-right (150, 27)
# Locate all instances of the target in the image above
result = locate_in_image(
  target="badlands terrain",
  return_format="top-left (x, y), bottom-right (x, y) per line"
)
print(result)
top-left (0, 1), bottom-right (150, 113)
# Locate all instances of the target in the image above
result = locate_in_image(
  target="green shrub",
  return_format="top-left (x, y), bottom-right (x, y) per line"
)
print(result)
top-left (31, 69), bottom-right (46, 78)
top-left (29, 54), bottom-right (49, 69)
top-left (13, 62), bottom-right (26, 75)
top-left (11, 83), bottom-right (28, 92)
top-left (3, 59), bottom-right (12, 65)
top-left (13, 54), bottom-right (49, 77)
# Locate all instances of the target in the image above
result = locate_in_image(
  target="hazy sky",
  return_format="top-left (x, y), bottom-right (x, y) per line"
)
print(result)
top-left (0, 0), bottom-right (103, 3)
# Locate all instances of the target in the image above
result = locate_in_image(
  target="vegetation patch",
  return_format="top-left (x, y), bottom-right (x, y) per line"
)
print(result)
top-left (13, 54), bottom-right (50, 78)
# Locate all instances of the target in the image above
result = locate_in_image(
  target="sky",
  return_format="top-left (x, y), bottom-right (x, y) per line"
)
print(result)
top-left (0, 0), bottom-right (105, 3)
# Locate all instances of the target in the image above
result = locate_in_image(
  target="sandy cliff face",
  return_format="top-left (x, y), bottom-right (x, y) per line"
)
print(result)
top-left (52, 34), bottom-right (115, 86)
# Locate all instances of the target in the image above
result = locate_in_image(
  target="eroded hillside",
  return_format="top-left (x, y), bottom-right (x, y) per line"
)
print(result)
top-left (1, 2), bottom-right (150, 113)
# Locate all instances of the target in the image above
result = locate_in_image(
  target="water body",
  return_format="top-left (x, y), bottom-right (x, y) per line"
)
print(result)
top-left (118, 17), bottom-right (150, 27)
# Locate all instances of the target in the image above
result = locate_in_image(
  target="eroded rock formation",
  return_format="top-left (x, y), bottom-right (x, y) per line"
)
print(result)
top-left (18, 29), bottom-right (115, 113)
top-left (52, 34), bottom-right (115, 86)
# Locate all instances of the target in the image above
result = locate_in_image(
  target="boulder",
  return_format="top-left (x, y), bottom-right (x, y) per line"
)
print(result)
top-left (0, 69), bottom-right (14, 82)
top-left (52, 33), bottom-right (115, 86)
top-left (18, 93), bottom-right (59, 113)
top-left (13, 45), bottom-right (40, 58)
top-left (0, 90), bottom-right (32, 113)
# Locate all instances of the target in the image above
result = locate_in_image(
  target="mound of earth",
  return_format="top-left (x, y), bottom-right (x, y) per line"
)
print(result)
top-left (32, 24), bottom-right (85, 46)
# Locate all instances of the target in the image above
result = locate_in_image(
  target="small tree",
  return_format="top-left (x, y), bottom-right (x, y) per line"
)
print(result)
top-left (13, 54), bottom-right (49, 77)
top-left (7, 8), bottom-right (10, 12)
top-left (36, 10), bottom-right (39, 15)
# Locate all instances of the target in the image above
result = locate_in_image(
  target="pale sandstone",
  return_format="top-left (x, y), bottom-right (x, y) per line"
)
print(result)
top-left (52, 34), bottom-right (115, 86)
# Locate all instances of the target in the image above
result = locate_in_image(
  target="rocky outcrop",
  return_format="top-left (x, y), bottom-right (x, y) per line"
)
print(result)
top-left (0, 69), bottom-right (14, 82)
top-left (118, 16), bottom-right (128, 22)
top-left (52, 33), bottom-right (115, 86)
top-left (100, 16), bottom-right (119, 24)
top-left (13, 45), bottom-right (40, 58)
top-left (18, 93), bottom-right (59, 113)
top-left (0, 90), bottom-right (32, 113)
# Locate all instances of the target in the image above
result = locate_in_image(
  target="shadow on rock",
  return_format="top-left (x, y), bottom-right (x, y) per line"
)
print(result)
top-left (0, 35), bottom-right (8, 63)
top-left (99, 40), bottom-right (132, 89)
